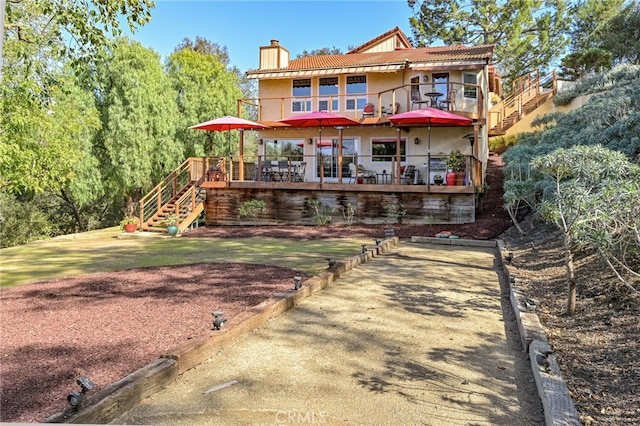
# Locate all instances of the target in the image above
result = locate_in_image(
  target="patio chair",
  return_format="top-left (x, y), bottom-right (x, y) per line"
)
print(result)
top-left (439, 89), bottom-right (457, 111)
top-left (400, 165), bottom-right (416, 185)
top-left (276, 160), bottom-right (290, 181)
top-left (411, 91), bottom-right (430, 110)
top-left (362, 103), bottom-right (374, 118)
top-left (348, 162), bottom-right (375, 184)
top-left (294, 162), bottom-right (306, 182)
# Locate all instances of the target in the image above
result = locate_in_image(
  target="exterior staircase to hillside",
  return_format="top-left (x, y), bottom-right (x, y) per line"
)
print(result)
top-left (138, 158), bottom-right (211, 234)
top-left (489, 71), bottom-right (557, 136)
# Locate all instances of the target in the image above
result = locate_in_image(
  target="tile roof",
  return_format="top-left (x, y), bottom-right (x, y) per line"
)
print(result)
top-left (247, 44), bottom-right (494, 76)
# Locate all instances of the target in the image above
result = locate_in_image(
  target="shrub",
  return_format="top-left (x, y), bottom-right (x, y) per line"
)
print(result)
top-left (304, 199), bottom-right (334, 226)
top-left (238, 199), bottom-right (266, 225)
top-left (385, 202), bottom-right (406, 224)
top-left (341, 202), bottom-right (355, 227)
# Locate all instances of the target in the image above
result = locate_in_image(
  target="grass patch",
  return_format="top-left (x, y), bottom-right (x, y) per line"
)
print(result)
top-left (0, 227), bottom-right (370, 288)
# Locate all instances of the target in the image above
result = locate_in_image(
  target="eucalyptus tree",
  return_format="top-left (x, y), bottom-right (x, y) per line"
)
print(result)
top-left (407, 0), bottom-right (571, 85)
top-left (94, 38), bottom-right (181, 216)
top-left (167, 39), bottom-right (244, 157)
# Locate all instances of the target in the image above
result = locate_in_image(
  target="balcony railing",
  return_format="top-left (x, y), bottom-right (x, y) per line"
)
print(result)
top-left (238, 82), bottom-right (484, 122)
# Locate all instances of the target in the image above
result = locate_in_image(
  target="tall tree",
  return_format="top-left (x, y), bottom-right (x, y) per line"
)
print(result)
top-left (2, 0), bottom-right (154, 75)
top-left (407, 0), bottom-right (571, 84)
top-left (559, 0), bottom-right (626, 79)
top-left (167, 41), bottom-right (244, 157)
top-left (296, 47), bottom-right (343, 58)
top-left (94, 38), bottom-right (181, 215)
top-left (600, 0), bottom-right (640, 65)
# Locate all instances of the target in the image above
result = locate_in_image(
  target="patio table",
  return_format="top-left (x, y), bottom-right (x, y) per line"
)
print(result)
top-left (425, 91), bottom-right (444, 108)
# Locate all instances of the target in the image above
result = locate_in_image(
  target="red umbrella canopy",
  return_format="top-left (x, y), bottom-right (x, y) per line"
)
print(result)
top-left (387, 107), bottom-right (472, 127)
top-left (278, 111), bottom-right (361, 127)
top-left (189, 115), bottom-right (270, 131)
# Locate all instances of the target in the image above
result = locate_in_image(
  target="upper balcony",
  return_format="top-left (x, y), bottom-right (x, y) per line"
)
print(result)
top-left (238, 82), bottom-right (486, 125)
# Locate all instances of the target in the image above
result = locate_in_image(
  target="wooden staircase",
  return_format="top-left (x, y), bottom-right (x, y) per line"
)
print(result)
top-left (138, 158), bottom-right (213, 234)
top-left (489, 71), bottom-right (557, 136)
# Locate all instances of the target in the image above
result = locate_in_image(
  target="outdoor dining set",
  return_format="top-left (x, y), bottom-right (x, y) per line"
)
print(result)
top-left (257, 160), bottom-right (306, 182)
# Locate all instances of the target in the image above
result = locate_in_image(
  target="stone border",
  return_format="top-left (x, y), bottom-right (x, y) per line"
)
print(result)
top-left (45, 238), bottom-right (400, 424)
top-left (411, 236), bottom-right (580, 426)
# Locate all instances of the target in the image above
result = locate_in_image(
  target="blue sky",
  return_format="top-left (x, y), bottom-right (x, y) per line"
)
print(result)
top-left (125, 0), bottom-right (416, 72)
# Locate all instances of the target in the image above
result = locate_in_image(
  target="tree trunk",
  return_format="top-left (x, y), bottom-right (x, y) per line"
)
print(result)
top-left (563, 232), bottom-right (577, 316)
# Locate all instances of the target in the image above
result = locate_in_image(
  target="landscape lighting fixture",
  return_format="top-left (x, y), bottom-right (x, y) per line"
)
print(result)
top-left (293, 276), bottom-right (302, 290)
top-left (374, 238), bottom-right (381, 246)
top-left (67, 376), bottom-right (95, 408)
top-left (212, 311), bottom-right (227, 330)
top-left (505, 252), bottom-right (513, 264)
top-left (361, 244), bottom-right (367, 253)
top-left (326, 258), bottom-right (336, 268)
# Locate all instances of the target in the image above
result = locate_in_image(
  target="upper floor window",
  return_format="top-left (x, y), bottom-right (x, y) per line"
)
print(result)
top-left (463, 73), bottom-right (478, 99)
top-left (292, 79), bottom-right (311, 112)
top-left (318, 77), bottom-right (339, 111)
top-left (345, 75), bottom-right (367, 111)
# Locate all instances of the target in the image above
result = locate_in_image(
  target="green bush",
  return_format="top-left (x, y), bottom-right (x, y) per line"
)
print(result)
top-left (304, 199), bottom-right (334, 226)
top-left (238, 199), bottom-right (266, 225)
top-left (341, 202), bottom-right (355, 227)
top-left (385, 202), bottom-right (406, 224)
top-left (0, 192), bottom-right (54, 248)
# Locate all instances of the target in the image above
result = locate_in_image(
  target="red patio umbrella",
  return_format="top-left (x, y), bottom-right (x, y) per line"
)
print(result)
top-left (388, 107), bottom-right (473, 184)
top-left (278, 111), bottom-right (360, 145)
top-left (387, 107), bottom-right (472, 153)
top-left (279, 111), bottom-right (361, 183)
top-left (189, 115), bottom-right (270, 155)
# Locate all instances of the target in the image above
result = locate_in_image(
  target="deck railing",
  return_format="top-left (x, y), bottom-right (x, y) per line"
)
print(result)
top-left (238, 82), bottom-right (484, 121)
top-left (212, 153), bottom-right (481, 189)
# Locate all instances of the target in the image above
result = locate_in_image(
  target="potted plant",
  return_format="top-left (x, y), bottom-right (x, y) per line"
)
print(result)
top-left (164, 214), bottom-right (179, 236)
top-left (446, 149), bottom-right (466, 185)
top-left (120, 216), bottom-right (139, 233)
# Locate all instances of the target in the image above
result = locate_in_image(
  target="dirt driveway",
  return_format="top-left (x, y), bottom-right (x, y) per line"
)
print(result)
top-left (111, 242), bottom-right (544, 425)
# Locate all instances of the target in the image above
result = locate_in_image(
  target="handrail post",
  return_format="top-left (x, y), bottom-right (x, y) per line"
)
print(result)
top-left (139, 201), bottom-right (144, 229)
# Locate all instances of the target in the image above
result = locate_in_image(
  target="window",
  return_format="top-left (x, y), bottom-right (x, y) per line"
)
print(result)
top-left (463, 73), bottom-right (478, 99)
top-left (292, 79), bottom-right (311, 112)
top-left (345, 75), bottom-right (367, 111)
top-left (371, 138), bottom-right (406, 162)
top-left (432, 73), bottom-right (449, 102)
top-left (318, 77), bottom-right (339, 111)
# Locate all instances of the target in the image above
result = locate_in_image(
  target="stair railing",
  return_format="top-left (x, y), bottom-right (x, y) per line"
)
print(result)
top-left (167, 183), bottom-right (207, 232)
top-left (139, 157), bottom-right (207, 229)
top-left (489, 71), bottom-right (556, 133)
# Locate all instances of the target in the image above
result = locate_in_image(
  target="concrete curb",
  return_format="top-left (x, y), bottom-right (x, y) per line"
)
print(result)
top-left (44, 238), bottom-right (399, 424)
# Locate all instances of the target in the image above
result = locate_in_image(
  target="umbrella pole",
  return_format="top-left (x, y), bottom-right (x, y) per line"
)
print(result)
top-left (396, 127), bottom-right (401, 184)
top-left (428, 123), bottom-right (431, 186)
top-left (319, 126), bottom-right (324, 185)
